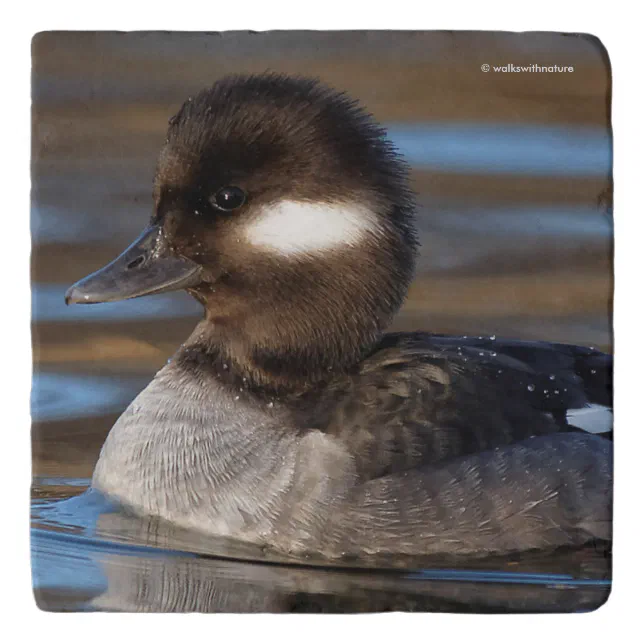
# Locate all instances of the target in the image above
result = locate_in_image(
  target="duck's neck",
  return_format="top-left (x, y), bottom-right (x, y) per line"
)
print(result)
top-left (176, 318), bottom-right (378, 395)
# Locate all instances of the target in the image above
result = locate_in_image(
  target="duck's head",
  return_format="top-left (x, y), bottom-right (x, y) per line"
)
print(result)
top-left (66, 73), bottom-right (418, 388)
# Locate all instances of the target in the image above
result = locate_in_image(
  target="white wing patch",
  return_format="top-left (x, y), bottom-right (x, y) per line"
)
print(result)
top-left (566, 404), bottom-right (613, 434)
top-left (244, 200), bottom-right (380, 256)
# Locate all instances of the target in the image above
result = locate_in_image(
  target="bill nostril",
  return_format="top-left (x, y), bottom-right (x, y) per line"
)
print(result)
top-left (127, 256), bottom-right (145, 270)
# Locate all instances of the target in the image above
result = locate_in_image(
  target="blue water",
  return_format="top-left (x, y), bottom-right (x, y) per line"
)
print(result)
top-left (31, 372), bottom-right (147, 422)
top-left (31, 484), bottom-right (612, 612)
top-left (388, 123), bottom-right (611, 176)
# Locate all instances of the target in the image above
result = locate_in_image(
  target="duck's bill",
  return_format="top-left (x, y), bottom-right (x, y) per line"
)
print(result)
top-left (64, 225), bottom-right (202, 305)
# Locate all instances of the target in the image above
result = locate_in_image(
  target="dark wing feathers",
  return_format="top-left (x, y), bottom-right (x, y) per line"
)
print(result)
top-left (311, 333), bottom-right (612, 481)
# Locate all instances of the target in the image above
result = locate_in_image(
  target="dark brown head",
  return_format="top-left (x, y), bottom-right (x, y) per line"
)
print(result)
top-left (66, 73), bottom-right (418, 390)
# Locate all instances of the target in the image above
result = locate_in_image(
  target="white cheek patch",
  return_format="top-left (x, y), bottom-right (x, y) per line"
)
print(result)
top-left (244, 200), bottom-right (380, 256)
top-left (566, 404), bottom-right (613, 434)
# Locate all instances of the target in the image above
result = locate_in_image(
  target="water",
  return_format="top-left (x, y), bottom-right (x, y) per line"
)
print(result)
top-left (31, 32), bottom-right (612, 612)
top-left (388, 124), bottom-right (611, 176)
top-left (31, 481), bottom-right (611, 612)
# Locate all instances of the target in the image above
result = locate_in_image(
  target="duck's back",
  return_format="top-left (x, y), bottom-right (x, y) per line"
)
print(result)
top-left (303, 333), bottom-right (612, 482)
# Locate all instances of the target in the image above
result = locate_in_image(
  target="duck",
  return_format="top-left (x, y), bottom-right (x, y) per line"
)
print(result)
top-left (65, 72), bottom-right (612, 559)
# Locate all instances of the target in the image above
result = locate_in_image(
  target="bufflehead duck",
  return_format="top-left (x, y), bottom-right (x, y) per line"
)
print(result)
top-left (65, 73), bottom-right (612, 558)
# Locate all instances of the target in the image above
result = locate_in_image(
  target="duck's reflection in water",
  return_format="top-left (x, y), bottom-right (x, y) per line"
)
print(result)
top-left (33, 493), bottom-right (611, 613)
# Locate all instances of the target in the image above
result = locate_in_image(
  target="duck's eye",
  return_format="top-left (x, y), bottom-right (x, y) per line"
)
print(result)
top-left (212, 186), bottom-right (246, 211)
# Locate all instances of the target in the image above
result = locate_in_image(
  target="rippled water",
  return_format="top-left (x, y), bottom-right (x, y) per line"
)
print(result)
top-left (31, 31), bottom-right (612, 612)
top-left (31, 480), bottom-right (611, 612)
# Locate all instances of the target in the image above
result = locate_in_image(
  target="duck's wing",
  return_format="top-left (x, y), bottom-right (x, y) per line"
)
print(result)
top-left (426, 333), bottom-right (612, 434)
top-left (314, 333), bottom-right (612, 480)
